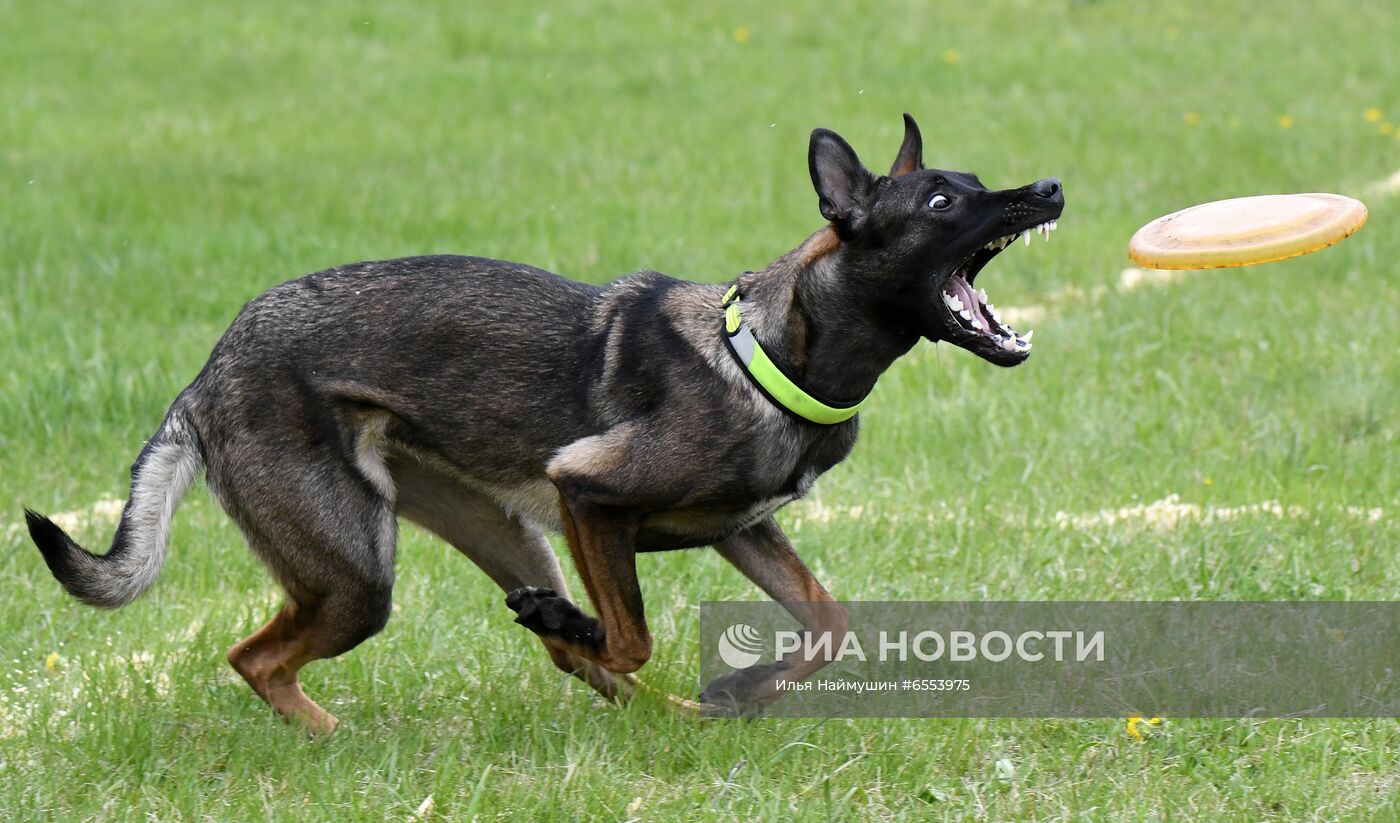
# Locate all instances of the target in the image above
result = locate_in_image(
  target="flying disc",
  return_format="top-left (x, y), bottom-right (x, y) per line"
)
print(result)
top-left (1128, 193), bottom-right (1367, 270)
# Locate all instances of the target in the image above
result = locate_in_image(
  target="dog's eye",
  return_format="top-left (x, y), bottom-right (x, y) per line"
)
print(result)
top-left (928, 194), bottom-right (950, 210)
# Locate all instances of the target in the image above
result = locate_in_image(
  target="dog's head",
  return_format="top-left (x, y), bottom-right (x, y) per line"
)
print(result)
top-left (809, 114), bottom-right (1064, 366)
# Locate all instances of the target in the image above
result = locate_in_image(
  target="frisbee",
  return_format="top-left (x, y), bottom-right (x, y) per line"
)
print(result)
top-left (1128, 193), bottom-right (1367, 270)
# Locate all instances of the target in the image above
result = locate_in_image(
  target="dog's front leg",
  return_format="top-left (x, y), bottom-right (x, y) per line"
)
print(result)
top-left (507, 491), bottom-right (652, 675)
top-left (701, 517), bottom-right (849, 714)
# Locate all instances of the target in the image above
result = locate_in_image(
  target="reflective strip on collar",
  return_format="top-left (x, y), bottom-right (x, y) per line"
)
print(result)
top-left (721, 290), bottom-right (866, 425)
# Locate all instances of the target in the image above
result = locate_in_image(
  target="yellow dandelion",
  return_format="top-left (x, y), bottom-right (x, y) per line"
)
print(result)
top-left (1380, 122), bottom-right (1394, 136)
top-left (733, 26), bottom-right (750, 44)
top-left (1126, 715), bottom-right (1164, 739)
top-left (1203, 477), bottom-right (1213, 486)
top-left (1182, 111), bottom-right (1202, 126)
top-left (942, 49), bottom-right (960, 66)
top-left (1364, 107), bottom-right (1382, 123)
top-left (44, 652), bottom-right (62, 674)
top-left (1277, 115), bottom-right (1293, 129)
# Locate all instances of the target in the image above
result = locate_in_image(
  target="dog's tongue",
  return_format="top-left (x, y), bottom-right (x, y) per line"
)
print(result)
top-left (945, 276), bottom-right (991, 330)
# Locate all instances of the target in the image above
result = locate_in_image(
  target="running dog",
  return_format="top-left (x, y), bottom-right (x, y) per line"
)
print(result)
top-left (26, 114), bottom-right (1064, 730)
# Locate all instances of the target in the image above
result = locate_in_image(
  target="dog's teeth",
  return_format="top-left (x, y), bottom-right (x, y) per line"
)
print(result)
top-left (1049, 220), bottom-right (1057, 232)
top-left (977, 288), bottom-right (988, 303)
top-left (959, 309), bottom-right (972, 321)
top-left (1000, 336), bottom-right (1017, 351)
top-left (1023, 230), bottom-right (1031, 247)
top-left (1022, 329), bottom-right (1034, 342)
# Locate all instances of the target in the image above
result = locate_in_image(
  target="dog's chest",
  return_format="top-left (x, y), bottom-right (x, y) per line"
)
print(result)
top-left (632, 422), bottom-right (853, 550)
top-left (634, 468), bottom-right (819, 551)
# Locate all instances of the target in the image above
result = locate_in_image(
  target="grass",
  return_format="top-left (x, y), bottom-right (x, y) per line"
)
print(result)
top-left (2, 0), bottom-right (1398, 819)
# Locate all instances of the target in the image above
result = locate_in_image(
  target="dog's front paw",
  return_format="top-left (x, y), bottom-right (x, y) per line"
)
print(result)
top-left (699, 660), bottom-right (791, 717)
top-left (505, 586), bottom-right (605, 651)
top-left (505, 585), bottom-right (557, 614)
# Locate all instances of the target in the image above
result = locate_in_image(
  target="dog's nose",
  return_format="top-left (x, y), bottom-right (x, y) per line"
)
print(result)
top-left (1031, 177), bottom-right (1062, 199)
top-left (1030, 177), bottom-right (1058, 198)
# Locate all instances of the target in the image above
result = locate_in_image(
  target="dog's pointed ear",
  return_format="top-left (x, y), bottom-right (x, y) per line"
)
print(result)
top-left (809, 129), bottom-right (875, 232)
top-left (889, 113), bottom-right (923, 178)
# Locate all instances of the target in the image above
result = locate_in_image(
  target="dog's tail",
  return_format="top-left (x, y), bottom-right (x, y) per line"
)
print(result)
top-left (25, 400), bottom-right (204, 609)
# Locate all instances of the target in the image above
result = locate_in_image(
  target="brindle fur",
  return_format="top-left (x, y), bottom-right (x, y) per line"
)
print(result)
top-left (26, 114), bottom-right (1064, 729)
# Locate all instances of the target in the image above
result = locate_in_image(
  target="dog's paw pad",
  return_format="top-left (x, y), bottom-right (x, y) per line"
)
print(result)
top-left (505, 586), bottom-right (557, 613)
top-left (505, 587), bottom-right (603, 649)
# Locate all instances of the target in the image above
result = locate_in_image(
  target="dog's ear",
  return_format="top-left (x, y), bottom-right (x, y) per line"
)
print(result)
top-left (889, 113), bottom-right (923, 177)
top-left (809, 129), bottom-right (875, 232)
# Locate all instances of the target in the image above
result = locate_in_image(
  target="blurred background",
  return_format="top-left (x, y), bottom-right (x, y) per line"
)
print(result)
top-left (1, 1), bottom-right (1397, 819)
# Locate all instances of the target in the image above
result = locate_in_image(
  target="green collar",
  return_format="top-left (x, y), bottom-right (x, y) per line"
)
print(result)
top-left (721, 285), bottom-right (868, 425)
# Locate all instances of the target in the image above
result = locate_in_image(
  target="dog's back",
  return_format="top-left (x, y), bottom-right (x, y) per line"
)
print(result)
top-left (196, 255), bottom-right (604, 469)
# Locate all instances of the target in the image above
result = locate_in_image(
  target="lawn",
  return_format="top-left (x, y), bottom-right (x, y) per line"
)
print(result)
top-left (2, 0), bottom-right (1398, 819)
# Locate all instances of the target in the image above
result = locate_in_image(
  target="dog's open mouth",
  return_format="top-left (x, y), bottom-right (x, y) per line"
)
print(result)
top-left (940, 219), bottom-right (1056, 359)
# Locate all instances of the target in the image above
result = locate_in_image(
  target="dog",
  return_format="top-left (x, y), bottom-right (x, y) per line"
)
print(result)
top-left (26, 114), bottom-right (1063, 730)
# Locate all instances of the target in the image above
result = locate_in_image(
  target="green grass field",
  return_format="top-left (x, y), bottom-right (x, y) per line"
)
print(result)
top-left (2, 0), bottom-right (1398, 819)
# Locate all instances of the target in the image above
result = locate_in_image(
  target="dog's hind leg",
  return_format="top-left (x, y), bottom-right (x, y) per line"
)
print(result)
top-left (226, 594), bottom-right (382, 733)
top-left (389, 455), bottom-right (625, 701)
top-left (213, 430), bottom-right (397, 733)
top-left (224, 533), bottom-right (395, 732)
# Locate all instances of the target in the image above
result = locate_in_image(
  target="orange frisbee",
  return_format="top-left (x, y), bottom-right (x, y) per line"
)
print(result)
top-left (1128, 193), bottom-right (1368, 270)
